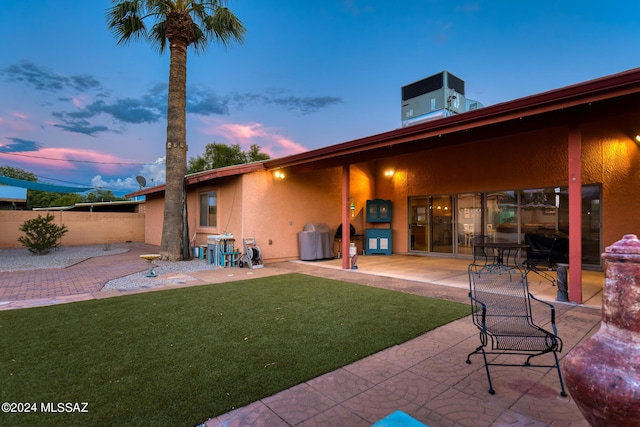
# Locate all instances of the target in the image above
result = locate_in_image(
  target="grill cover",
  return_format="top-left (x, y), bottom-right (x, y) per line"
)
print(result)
top-left (298, 223), bottom-right (334, 260)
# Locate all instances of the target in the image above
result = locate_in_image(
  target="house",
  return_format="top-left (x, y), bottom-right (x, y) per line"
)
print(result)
top-left (127, 68), bottom-right (640, 304)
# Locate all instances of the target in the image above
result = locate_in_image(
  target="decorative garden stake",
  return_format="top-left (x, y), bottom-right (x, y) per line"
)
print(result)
top-left (562, 234), bottom-right (640, 427)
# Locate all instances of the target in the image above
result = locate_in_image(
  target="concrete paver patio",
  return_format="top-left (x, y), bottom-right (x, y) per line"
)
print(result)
top-left (0, 243), bottom-right (600, 426)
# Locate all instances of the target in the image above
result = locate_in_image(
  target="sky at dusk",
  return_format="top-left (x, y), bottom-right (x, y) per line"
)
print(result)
top-left (1, 1), bottom-right (639, 196)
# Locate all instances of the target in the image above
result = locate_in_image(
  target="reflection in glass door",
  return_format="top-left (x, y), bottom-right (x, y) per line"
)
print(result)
top-left (582, 186), bottom-right (601, 265)
top-left (408, 186), bottom-right (601, 265)
top-left (486, 191), bottom-right (518, 242)
top-left (409, 197), bottom-right (429, 251)
top-left (457, 193), bottom-right (482, 256)
top-left (430, 195), bottom-right (453, 254)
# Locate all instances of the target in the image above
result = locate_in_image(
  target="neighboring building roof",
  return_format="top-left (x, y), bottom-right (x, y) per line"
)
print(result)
top-left (0, 185), bottom-right (27, 202)
top-left (0, 175), bottom-right (93, 193)
top-left (33, 200), bottom-right (143, 212)
top-left (126, 67), bottom-right (640, 198)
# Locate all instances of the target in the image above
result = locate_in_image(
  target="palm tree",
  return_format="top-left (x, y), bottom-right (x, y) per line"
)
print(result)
top-left (107, 0), bottom-right (245, 261)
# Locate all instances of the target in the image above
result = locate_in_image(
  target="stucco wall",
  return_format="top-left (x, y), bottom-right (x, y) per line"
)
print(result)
top-left (581, 114), bottom-right (640, 247)
top-left (143, 166), bottom-right (375, 261)
top-left (0, 211), bottom-right (145, 248)
top-left (143, 197), bottom-right (164, 247)
top-left (187, 176), bottom-right (244, 249)
top-left (239, 167), bottom-right (345, 261)
top-left (370, 119), bottom-right (640, 254)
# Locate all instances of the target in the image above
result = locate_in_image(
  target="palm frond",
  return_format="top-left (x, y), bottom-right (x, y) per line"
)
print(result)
top-left (107, 0), bottom-right (244, 52)
top-left (107, 0), bottom-right (148, 44)
top-left (149, 21), bottom-right (168, 53)
top-left (206, 7), bottom-right (246, 46)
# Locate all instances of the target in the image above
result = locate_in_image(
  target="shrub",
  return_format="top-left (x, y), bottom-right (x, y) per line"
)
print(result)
top-left (18, 214), bottom-right (68, 255)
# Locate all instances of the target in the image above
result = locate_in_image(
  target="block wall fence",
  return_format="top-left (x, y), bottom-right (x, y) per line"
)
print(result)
top-left (0, 211), bottom-right (145, 248)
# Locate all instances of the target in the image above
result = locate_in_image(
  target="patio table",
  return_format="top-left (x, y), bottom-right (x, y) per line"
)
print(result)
top-left (473, 241), bottom-right (528, 269)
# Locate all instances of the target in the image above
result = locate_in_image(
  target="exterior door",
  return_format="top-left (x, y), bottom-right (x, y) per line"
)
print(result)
top-left (430, 195), bottom-right (453, 254)
top-left (457, 193), bottom-right (482, 256)
top-left (409, 197), bottom-right (429, 251)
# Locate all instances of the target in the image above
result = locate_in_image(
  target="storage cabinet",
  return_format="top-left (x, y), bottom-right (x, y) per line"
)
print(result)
top-left (366, 199), bottom-right (391, 222)
top-left (365, 199), bottom-right (392, 255)
top-left (366, 229), bottom-right (392, 255)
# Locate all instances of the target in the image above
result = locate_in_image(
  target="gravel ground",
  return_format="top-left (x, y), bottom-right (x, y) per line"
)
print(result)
top-left (0, 243), bottom-right (215, 291)
top-left (0, 244), bottom-right (129, 272)
top-left (103, 257), bottom-right (213, 290)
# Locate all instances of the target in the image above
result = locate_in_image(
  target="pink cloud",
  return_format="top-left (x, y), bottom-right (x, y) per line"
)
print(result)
top-left (72, 96), bottom-right (88, 109)
top-left (198, 118), bottom-right (308, 159)
top-left (0, 112), bottom-right (38, 133)
top-left (12, 112), bottom-right (29, 120)
top-left (0, 147), bottom-right (134, 175)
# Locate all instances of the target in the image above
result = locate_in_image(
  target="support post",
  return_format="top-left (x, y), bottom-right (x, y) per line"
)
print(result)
top-left (568, 123), bottom-right (583, 303)
top-left (341, 165), bottom-right (351, 270)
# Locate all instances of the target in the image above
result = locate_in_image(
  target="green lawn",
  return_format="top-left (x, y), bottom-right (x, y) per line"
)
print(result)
top-left (0, 273), bottom-right (469, 426)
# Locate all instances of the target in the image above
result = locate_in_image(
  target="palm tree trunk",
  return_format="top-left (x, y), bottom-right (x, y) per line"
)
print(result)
top-left (161, 39), bottom-right (189, 261)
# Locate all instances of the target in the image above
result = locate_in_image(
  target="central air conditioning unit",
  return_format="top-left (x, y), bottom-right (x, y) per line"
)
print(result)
top-left (401, 71), bottom-right (483, 127)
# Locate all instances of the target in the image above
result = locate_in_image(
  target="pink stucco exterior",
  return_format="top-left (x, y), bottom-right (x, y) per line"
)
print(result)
top-left (140, 113), bottom-right (640, 262)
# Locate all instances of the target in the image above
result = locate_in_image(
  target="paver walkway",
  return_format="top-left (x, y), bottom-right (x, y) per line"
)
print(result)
top-left (0, 243), bottom-right (157, 309)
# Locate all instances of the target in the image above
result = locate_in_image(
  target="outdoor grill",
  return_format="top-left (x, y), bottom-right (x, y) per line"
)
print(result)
top-left (298, 223), bottom-right (334, 260)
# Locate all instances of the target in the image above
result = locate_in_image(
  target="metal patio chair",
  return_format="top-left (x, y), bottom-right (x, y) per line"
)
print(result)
top-left (523, 233), bottom-right (569, 286)
top-left (466, 264), bottom-right (567, 396)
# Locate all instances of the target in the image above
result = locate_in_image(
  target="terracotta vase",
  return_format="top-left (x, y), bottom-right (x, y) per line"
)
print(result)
top-left (561, 234), bottom-right (640, 427)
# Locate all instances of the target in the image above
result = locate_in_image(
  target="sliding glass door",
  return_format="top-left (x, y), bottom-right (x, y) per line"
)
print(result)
top-left (409, 197), bottom-right (428, 251)
top-left (409, 195), bottom-right (453, 254)
top-left (430, 196), bottom-right (453, 254)
top-left (409, 185), bottom-right (601, 267)
top-left (457, 193), bottom-right (482, 256)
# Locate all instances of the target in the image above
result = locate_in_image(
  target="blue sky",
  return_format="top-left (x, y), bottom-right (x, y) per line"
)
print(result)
top-left (1, 1), bottom-right (639, 195)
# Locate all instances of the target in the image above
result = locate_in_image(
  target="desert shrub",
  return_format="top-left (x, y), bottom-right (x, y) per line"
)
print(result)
top-left (18, 214), bottom-right (68, 255)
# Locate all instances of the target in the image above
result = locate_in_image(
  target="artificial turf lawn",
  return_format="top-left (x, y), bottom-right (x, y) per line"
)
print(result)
top-left (0, 273), bottom-right (469, 426)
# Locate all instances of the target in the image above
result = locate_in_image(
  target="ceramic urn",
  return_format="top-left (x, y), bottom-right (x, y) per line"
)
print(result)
top-left (561, 234), bottom-right (640, 426)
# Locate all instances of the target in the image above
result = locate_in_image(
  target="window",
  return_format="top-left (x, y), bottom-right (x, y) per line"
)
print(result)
top-left (199, 191), bottom-right (217, 227)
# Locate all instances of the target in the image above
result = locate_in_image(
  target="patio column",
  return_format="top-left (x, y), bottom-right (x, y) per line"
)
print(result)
top-left (342, 164), bottom-right (351, 269)
top-left (568, 123), bottom-right (583, 303)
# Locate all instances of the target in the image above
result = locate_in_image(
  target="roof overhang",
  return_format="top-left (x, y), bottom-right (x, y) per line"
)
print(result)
top-left (126, 161), bottom-right (265, 198)
top-left (264, 67), bottom-right (640, 171)
top-left (127, 67), bottom-right (640, 197)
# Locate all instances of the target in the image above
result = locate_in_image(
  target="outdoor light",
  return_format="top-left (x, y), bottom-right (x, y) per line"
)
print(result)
top-left (350, 200), bottom-right (356, 217)
top-left (274, 170), bottom-right (285, 179)
top-left (635, 134), bottom-right (640, 143)
top-left (384, 169), bottom-right (395, 177)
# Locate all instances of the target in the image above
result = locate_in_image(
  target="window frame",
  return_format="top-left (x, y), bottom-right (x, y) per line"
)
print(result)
top-left (199, 190), bottom-right (218, 228)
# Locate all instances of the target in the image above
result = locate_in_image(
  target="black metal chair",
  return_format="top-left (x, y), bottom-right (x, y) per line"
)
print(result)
top-left (466, 264), bottom-right (567, 396)
top-left (524, 233), bottom-right (569, 286)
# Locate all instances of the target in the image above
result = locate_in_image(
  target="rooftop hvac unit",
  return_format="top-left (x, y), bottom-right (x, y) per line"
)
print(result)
top-left (401, 71), bottom-right (483, 126)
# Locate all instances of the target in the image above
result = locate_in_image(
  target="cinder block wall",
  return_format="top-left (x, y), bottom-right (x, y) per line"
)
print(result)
top-left (0, 211), bottom-right (145, 248)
